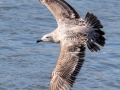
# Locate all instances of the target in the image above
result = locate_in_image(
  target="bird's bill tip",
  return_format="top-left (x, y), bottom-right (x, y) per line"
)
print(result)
top-left (36, 39), bottom-right (42, 43)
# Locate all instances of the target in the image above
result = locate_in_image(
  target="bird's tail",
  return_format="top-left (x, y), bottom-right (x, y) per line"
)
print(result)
top-left (85, 12), bottom-right (105, 52)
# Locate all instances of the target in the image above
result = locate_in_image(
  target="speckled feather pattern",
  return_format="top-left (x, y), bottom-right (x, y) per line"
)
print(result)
top-left (38, 0), bottom-right (105, 90)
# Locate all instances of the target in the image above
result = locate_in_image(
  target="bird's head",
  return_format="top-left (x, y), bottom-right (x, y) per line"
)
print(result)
top-left (36, 33), bottom-right (54, 43)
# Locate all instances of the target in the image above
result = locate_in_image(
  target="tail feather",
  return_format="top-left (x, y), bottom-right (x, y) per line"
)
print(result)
top-left (85, 12), bottom-right (103, 28)
top-left (95, 36), bottom-right (105, 46)
top-left (87, 41), bottom-right (100, 52)
top-left (95, 29), bottom-right (105, 35)
top-left (85, 12), bottom-right (105, 52)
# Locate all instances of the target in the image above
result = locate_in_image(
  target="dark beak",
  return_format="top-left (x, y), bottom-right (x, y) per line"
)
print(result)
top-left (36, 39), bottom-right (42, 43)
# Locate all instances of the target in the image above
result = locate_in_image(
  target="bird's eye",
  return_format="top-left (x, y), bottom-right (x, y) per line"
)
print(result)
top-left (46, 37), bottom-right (49, 38)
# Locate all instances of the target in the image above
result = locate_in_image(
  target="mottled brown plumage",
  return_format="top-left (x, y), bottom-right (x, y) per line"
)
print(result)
top-left (37, 0), bottom-right (105, 90)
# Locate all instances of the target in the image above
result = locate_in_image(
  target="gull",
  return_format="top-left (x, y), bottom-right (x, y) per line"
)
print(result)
top-left (37, 0), bottom-right (105, 90)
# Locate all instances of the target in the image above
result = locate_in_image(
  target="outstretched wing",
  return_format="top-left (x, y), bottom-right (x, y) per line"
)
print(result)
top-left (39, 0), bottom-right (80, 24)
top-left (50, 40), bottom-right (86, 90)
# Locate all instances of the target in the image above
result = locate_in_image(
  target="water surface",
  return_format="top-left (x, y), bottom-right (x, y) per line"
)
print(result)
top-left (0, 0), bottom-right (120, 90)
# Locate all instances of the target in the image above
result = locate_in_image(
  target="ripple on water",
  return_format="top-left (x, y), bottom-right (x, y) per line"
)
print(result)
top-left (0, 0), bottom-right (120, 90)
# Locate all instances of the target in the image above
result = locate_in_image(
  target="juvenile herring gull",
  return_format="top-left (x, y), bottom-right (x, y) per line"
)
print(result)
top-left (37, 0), bottom-right (105, 90)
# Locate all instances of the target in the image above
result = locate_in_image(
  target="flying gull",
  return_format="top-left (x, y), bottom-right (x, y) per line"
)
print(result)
top-left (37, 0), bottom-right (105, 90)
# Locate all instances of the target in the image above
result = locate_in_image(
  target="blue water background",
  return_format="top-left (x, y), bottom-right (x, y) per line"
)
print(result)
top-left (0, 0), bottom-right (120, 90)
